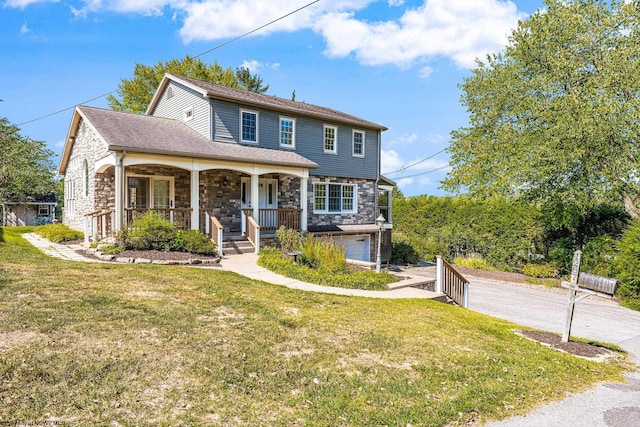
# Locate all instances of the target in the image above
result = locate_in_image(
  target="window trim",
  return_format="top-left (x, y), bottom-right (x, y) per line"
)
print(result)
top-left (352, 129), bottom-right (365, 157)
top-left (279, 116), bottom-right (296, 149)
top-left (323, 124), bottom-right (338, 154)
top-left (240, 109), bottom-right (259, 144)
top-left (313, 182), bottom-right (357, 214)
top-left (125, 174), bottom-right (175, 209)
top-left (183, 106), bottom-right (194, 122)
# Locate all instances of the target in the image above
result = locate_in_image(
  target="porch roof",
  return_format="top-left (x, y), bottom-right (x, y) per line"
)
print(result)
top-left (60, 106), bottom-right (318, 173)
top-left (149, 74), bottom-right (388, 132)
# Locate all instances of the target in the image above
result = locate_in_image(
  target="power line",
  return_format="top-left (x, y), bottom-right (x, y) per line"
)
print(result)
top-left (194, 0), bottom-right (320, 59)
top-left (386, 164), bottom-right (450, 180)
top-left (16, 0), bottom-right (320, 127)
top-left (17, 91), bottom-right (114, 126)
top-left (384, 147), bottom-right (448, 175)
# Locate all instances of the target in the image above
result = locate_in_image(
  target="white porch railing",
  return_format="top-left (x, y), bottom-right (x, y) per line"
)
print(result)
top-left (436, 256), bottom-right (469, 308)
top-left (205, 211), bottom-right (224, 258)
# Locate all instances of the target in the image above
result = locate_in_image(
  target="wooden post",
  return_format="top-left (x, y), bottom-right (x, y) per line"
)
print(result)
top-left (435, 256), bottom-right (443, 294)
top-left (562, 250), bottom-right (582, 343)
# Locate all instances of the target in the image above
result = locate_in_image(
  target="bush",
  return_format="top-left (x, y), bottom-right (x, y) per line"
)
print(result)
top-left (258, 248), bottom-right (395, 290)
top-left (615, 220), bottom-right (640, 303)
top-left (453, 256), bottom-right (495, 271)
top-left (390, 240), bottom-right (421, 265)
top-left (35, 223), bottom-right (83, 243)
top-left (299, 234), bottom-right (346, 273)
top-left (117, 211), bottom-right (216, 255)
top-left (522, 263), bottom-right (559, 278)
top-left (275, 226), bottom-right (303, 253)
top-left (120, 211), bottom-right (177, 251)
top-left (581, 235), bottom-right (617, 277)
top-left (173, 229), bottom-right (217, 255)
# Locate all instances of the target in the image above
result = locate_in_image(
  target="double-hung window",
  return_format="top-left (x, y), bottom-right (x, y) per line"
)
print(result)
top-left (352, 130), bottom-right (365, 157)
top-left (324, 125), bottom-right (337, 154)
top-left (314, 183), bottom-right (357, 213)
top-left (241, 110), bottom-right (258, 143)
top-left (280, 117), bottom-right (295, 148)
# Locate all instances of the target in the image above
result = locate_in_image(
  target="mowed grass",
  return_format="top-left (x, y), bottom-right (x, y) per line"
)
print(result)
top-left (0, 227), bottom-right (629, 426)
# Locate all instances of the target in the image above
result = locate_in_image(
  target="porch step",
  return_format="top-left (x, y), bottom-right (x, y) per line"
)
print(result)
top-left (222, 238), bottom-right (255, 255)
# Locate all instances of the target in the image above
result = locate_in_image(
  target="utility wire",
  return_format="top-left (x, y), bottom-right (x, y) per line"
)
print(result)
top-left (16, 0), bottom-right (320, 127)
top-left (194, 0), bottom-right (320, 59)
top-left (385, 164), bottom-right (450, 180)
top-left (384, 147), bottom-right (447, 175)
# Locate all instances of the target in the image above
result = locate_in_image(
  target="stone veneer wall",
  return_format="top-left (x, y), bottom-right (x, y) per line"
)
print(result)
top-left (307, 177), bottom-right (377, 227)
top-left (126, 165), bottom-right (191, 209)
top-left (200, 170), bottom-right (243, 233)
top-left (63, 119), bottom-right (111, 231)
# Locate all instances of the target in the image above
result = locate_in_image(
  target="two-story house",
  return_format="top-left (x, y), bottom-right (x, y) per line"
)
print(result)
top-left (58, 74), bottom-right (394, 261)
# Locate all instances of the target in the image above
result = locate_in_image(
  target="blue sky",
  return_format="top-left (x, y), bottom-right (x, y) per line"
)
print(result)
top-left (1, 0), bottom-right (545, 196)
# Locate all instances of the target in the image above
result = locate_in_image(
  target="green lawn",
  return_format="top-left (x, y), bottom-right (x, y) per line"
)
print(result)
top-left (0, 227), bottom-right (630, 426)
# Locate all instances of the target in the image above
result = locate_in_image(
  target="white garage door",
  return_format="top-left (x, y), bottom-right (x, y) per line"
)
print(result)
top-left (339, 235), bottom-right (370, 262)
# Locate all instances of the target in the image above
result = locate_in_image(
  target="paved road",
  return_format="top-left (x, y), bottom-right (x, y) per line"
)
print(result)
top-left (466, 277), bottom-right (640, 427)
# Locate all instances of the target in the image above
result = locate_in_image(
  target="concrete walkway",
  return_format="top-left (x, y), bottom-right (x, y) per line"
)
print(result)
top-left (21, 233), bottom-right (444, 300)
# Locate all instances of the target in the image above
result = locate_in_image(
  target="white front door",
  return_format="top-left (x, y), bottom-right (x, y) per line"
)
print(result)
top-left (241, 177), bottom-right (278, 227)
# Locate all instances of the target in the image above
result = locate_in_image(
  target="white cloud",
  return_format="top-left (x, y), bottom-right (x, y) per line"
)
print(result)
top-left (240, 59), bottom-right (280, 73)
top-left (20, 21), bottom-right (32, 34)
top-left (314, 0), bottom-right (524, 69)
top-left (13, 0), bottom-right (526, 74)
top-left (419, 65), bottom-right (433, 79)
top-left (4, 0), bottom-right (58, 8)
top-left (385, 133), bottom-right (417, 148)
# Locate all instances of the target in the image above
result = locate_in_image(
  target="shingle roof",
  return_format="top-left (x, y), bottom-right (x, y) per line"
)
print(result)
top-left (165, 74), bottom-right (388, 131)
top-left (74, 106), bottom-right (318, 169)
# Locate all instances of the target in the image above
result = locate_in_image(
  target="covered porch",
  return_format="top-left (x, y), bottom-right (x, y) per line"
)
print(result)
top-left (85, 151), bottom-right (314, 254)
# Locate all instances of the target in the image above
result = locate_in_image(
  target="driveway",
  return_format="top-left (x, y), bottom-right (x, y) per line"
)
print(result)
top-left (465, 277), bottom-right (640, 427)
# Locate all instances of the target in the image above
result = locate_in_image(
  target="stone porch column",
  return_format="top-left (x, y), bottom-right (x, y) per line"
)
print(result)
top-left (190, 170), bottom-right (200, 230)
top-left (300, 177), bottom-right (308, 232)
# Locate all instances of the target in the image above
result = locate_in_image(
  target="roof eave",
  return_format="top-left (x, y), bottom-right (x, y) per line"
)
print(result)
top-left (107, 145), bottom-right (319, 169)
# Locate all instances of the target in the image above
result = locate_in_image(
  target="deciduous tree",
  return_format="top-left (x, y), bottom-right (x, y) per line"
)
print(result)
top-left (108, 55), bottom-right (269, 113)
top-left (0, 116), bottom-right (56, 206)
top-left (443, 0), bottom-right (640, 222)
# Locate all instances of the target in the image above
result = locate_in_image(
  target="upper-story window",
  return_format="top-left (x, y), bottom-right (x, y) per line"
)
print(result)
top-left (280, 117), bottom-right (296, 148)
top-left (241, 110), bottom-right (258, 143)
top-left (324, 125), bottom-right (337, 154)
top-left (183, 107), bottom-right (194, 122)
top-left (352, 130), bottom-right (365, 157)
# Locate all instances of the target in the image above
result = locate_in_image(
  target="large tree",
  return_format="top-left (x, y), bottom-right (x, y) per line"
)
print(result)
top-left (107, 55), bottom-right (269, 113)
top-left (0, 116), bottom-right (56, 206)
top-left (443, 0), bottom-right (640, 222)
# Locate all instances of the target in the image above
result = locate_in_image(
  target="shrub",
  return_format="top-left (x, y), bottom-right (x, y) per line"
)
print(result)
top-left (522, 263), bottom-right (559, 278)
top-left (581, 235), bottom-right (617, 277)
top-left (453, 256), bottom-right (494, 271)
top-left (173, 229), bottom-right (217, 255)
top-left (299, 234), bottom-right (346, 274)
top-left (275, 226), bottom-right (303, 253)
top-left (615, 220), bottom-right (640, 303)
top-left (390, 240), bottom-right (420, 265)
top-left (258, 248), bottom-right (395, 290)
top-left (35, 223), bottom-right (83, 243)
top-left (120, 211), bottom-right (177, 251)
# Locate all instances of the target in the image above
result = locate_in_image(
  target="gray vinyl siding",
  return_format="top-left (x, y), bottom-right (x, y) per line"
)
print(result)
top-left (211, 99), bottom-right (380, 180)
top-left (151, 81), bottom-right (211, 140)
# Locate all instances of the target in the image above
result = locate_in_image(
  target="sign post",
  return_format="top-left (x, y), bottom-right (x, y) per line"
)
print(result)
top-left (562, 250), bottom-right (582, 343)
